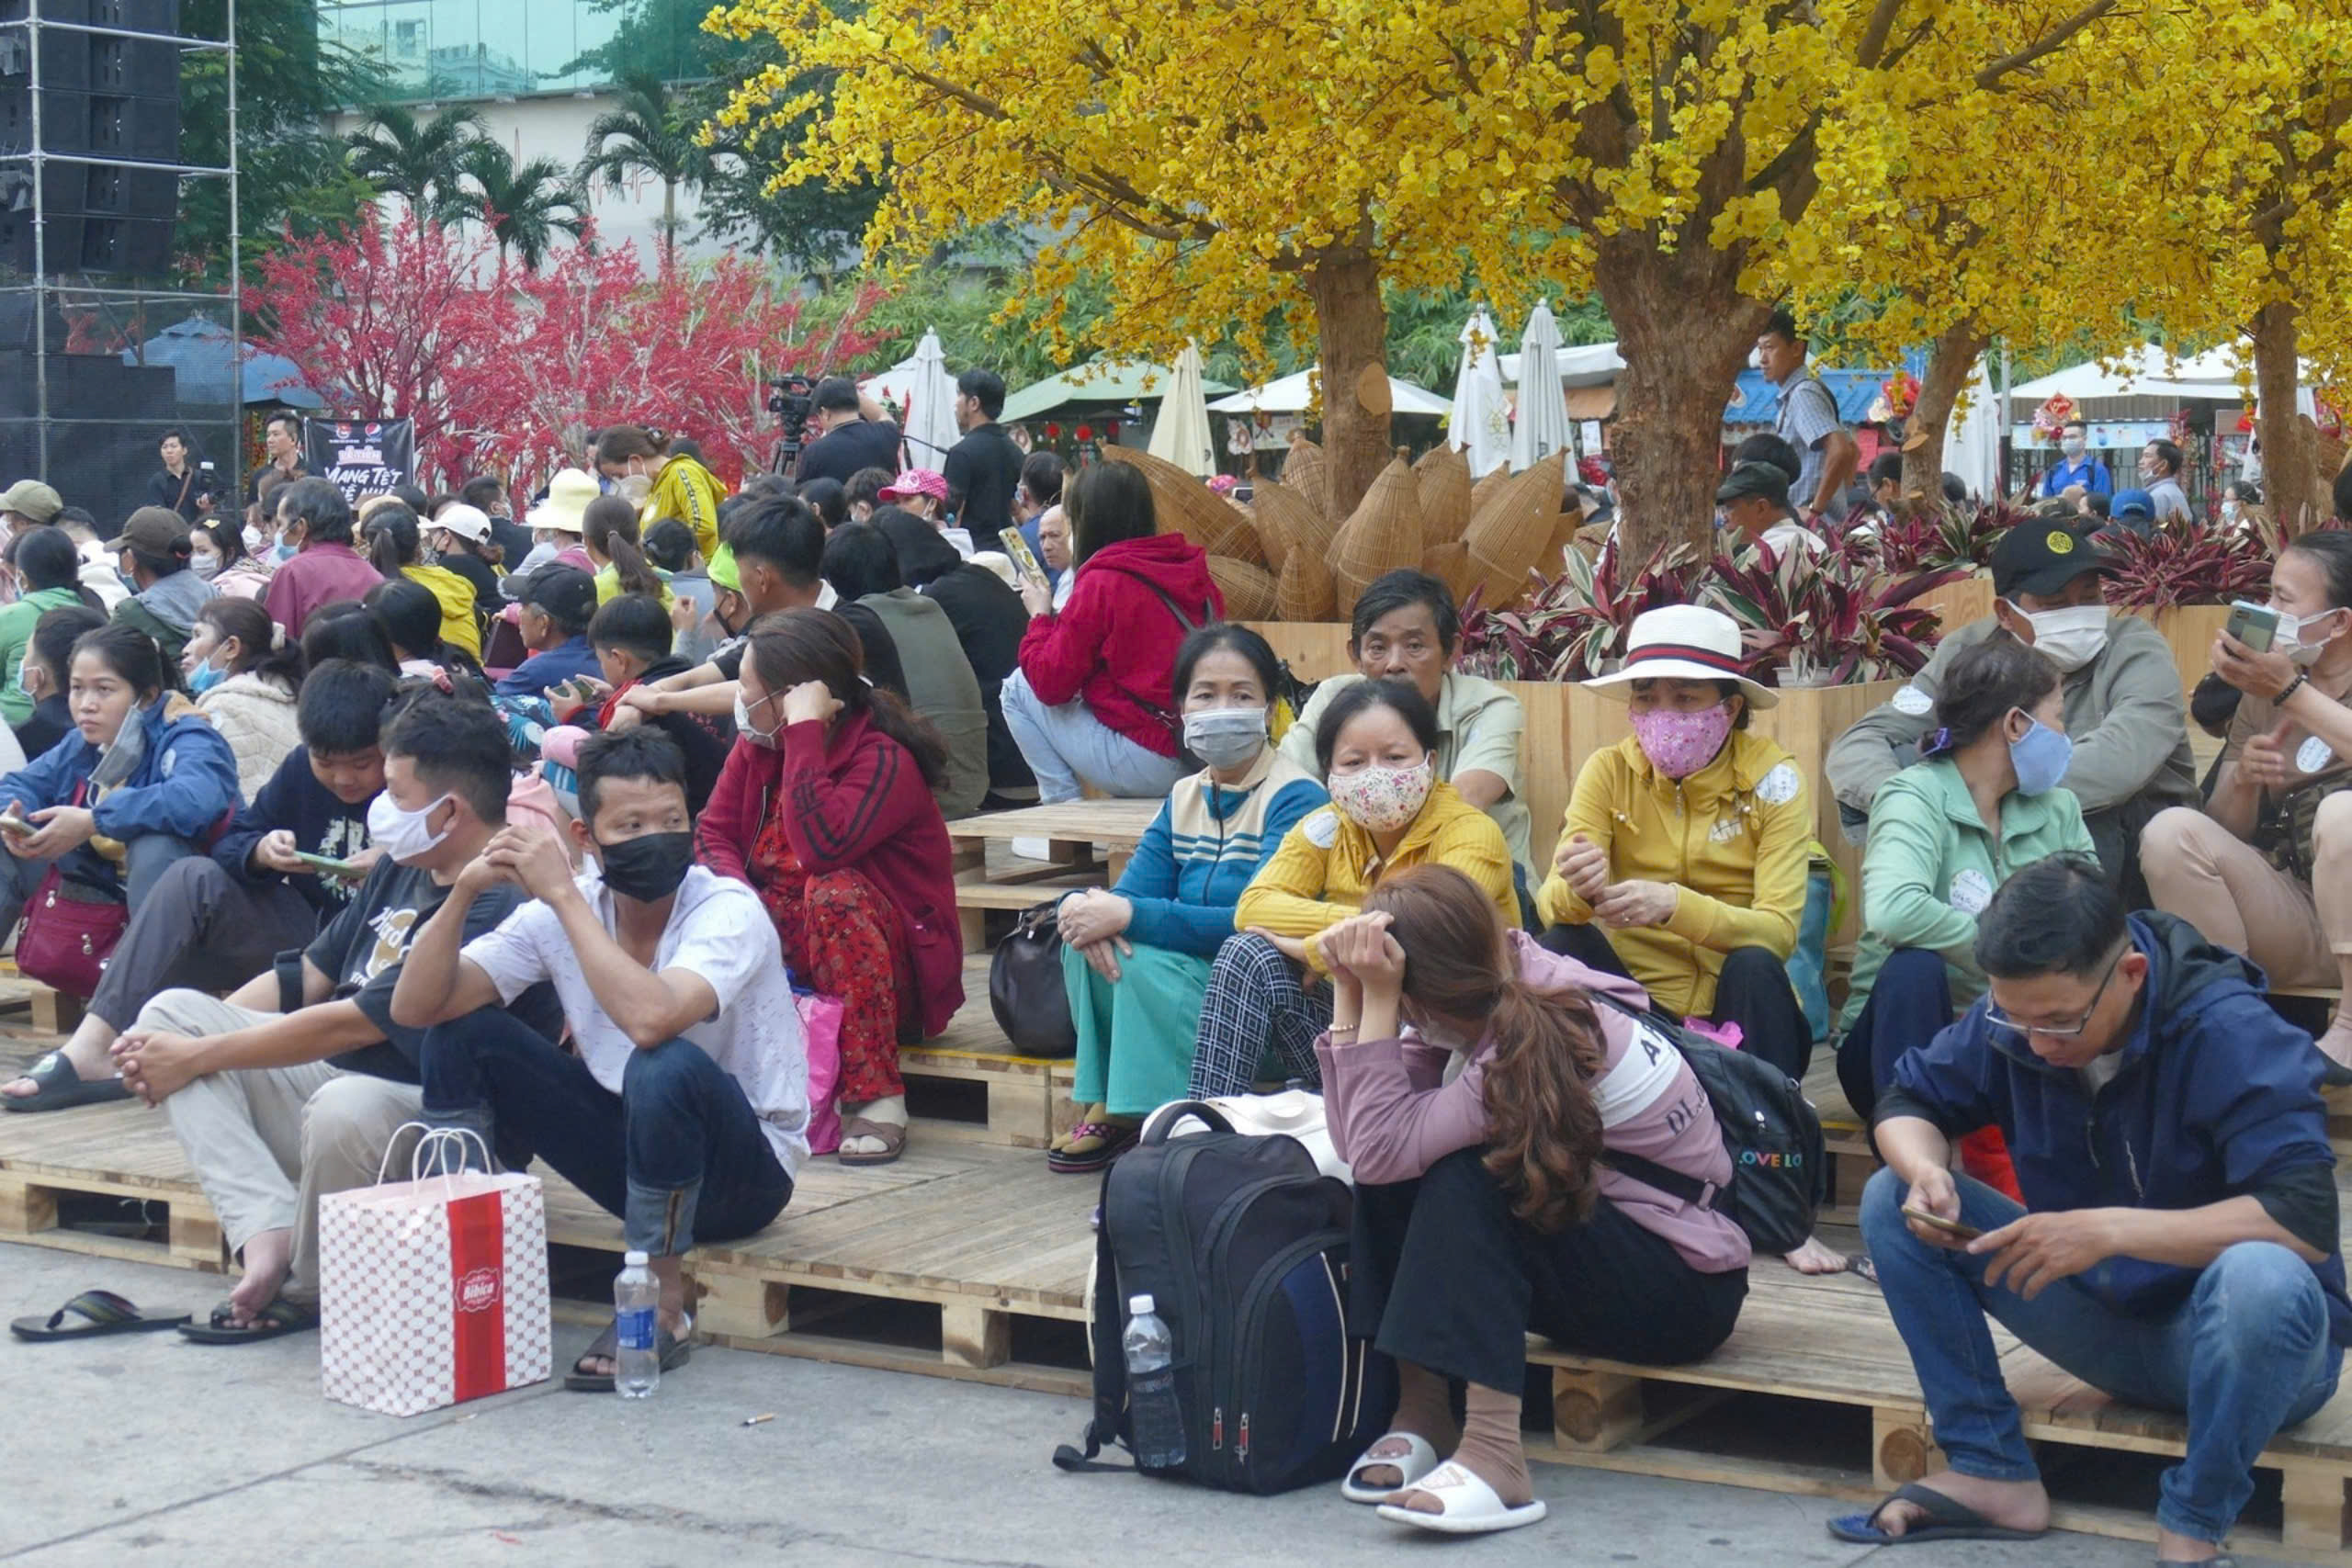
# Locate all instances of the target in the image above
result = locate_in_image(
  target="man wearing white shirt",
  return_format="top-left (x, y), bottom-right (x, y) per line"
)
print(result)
top-left (390, 728), bottom-right (806, 1391)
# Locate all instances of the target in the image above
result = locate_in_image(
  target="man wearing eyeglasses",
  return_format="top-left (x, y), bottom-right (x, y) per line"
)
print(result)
top-left (1830, 853), bottom-right (2348, 1559)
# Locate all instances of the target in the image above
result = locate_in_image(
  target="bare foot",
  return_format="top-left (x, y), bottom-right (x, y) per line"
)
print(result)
top-left (1781, 1235), bottom-right (1849, 1275)
top-left (1871, 1471), bottom-right (2048, 1539)
top-left (2315, 1018), bottom-right (2352, 1072)
top-left (2157, 1525), bottom-right (2227, 1562)
top-left (228, 1227), bottom-right (293, 1325)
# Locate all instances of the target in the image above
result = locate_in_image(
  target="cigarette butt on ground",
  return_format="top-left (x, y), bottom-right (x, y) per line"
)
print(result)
top-left (741, 1413), bottom-right (775, 1427)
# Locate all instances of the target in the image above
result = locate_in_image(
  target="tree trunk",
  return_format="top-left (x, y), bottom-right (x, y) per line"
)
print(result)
top-left (1591, 235), bottom-right (1766, 562)
top-left (2254, 299), bottom-right (2317, 531)
top-left (1304, 248), bottom-right (1390, 524)
top-left (1904, 321), bottom-right (1989, 504)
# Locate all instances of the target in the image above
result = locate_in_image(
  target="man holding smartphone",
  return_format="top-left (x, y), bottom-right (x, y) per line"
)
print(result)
top-left (1836, 855), bottom-right (2346, 1560)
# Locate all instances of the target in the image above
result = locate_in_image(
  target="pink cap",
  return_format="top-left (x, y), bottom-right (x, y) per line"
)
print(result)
top-left (878, 468), bottom-right (948, 503)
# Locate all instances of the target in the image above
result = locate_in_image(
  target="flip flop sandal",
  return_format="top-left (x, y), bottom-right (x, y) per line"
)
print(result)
top-left (10, 1289), bottom-right (188, 1341)
top-left (1341, 1432), bottom-right (1442, 1503)
top-left (1046, 1121), bottom-right (1138, 1175)
top-left (1849, 1253), bottom-right (1879, 1287)
top-left (1374, 1461), bottom-right (1548, 1535)
top-left (837, 1115), bottom-right (908, 1168)
top-left (175, 1297), bottom-right (319, 1346)
top-left (563, 1322), bottom-right (695, 1393)
top-left (1, 1051), bottom-right (132, 1114)
top-left (1827, 1482), bottom-right (2050, 1545)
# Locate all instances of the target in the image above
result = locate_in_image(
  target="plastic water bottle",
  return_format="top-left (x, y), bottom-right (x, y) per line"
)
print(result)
top-left (1123, 1293), bottom-right (1185, 1468)
top-left (614, 1251), bottom-right (660, 1400)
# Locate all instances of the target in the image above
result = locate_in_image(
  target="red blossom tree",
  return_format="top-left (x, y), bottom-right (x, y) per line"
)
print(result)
top-left (250, 209), bottom-right (887, 491)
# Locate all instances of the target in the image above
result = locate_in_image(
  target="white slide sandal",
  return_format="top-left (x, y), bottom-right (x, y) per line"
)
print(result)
top-left (1374, 1461), bottom-right (1549, 1535)
top-left (1340, 1432), bottom-right (1441, 1503)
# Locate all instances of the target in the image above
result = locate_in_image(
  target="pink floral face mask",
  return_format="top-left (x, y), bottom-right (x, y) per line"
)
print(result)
top-left (1328, 758), bottom-right (1435, 832)
top-left (1629, 705), bottom-right (1735, 779)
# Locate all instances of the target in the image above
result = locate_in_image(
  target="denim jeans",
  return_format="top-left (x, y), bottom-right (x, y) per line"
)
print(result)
top-left (1860, 1166), bottom-right (2342, 1542)
top-left (998, 669), bottom-right (1189, 805)
top-left (1836, 946), bottom-right (1954, 1122)
top-left (421, 1008), bottom-right (792, 1258)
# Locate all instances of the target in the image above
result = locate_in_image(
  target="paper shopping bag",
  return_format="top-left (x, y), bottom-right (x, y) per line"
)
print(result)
top-left (318, 1140), bottom-right (552, 1417)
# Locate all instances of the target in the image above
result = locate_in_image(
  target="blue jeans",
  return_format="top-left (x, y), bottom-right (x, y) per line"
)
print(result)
top-left (1860, 1166), bottom-right (2342, 1541)
top-left (1836, 947), bottom-right (1953, 1122)
top-left (998, 669), bottom-right (1189, 805)
top-left (420, 1009), bottom-right (792, 1258)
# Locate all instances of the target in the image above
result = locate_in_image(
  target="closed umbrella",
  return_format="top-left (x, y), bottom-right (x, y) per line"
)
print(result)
top-left (1509, 300), bottom-right (1573, 472)
top-left (1941, 355), bottom-right (2001, 503)
top-left (899, 328), bottom-right (960, 468)
top-left (1147, 341), bottom-right (1216, 478)
top-left (1449, 306), bottom-right (1510, 479)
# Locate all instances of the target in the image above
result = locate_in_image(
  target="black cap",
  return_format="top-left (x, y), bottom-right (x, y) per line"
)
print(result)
top-left (1715, 460), bottom-right (1791, 508)
top-left (517, 565), bottom-right (598, 629)
top-left (1990, 520), bottom-right (2112, 599)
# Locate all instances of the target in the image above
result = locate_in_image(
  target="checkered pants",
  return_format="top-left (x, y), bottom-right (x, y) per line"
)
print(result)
top-left (1187, 933), bottom-right (1334, 1100)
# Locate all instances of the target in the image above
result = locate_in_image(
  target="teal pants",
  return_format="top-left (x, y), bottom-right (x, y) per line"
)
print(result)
top-left (1062, 940), bottom-right (1215, 1117)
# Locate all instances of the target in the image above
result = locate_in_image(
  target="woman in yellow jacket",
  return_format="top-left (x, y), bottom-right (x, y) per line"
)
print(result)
top-left (361, 501), bottom-right (481, 659)
top-left (594, 425), bottom-right (726, 560)
top-left (1536, 606), bottom-right (1813, 1079)
top-left (1188, 677), bottom-right (1515, 1099)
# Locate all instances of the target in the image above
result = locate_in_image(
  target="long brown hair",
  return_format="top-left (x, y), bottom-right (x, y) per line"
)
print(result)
top-left (583, 495), bottom-right (663, 599)
top-left (1362, 864), bottom-right (1607, 1232)
top-left (744, 607), bottom-right (949, 790)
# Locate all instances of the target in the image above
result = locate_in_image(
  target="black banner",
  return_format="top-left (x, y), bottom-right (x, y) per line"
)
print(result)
top-left (301, 418), bottom-right (416, 502)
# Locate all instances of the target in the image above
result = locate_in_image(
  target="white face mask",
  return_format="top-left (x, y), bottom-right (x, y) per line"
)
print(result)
top-left (616, 474), bottom-right (653, 506)
top-left (243, 524), bottom-right (265, 554)
top-left (733, 688), bottom-right (784, 747)
top-left (2062, 436), bottom-right (2087, 458)
top-left (189, 552), bottom-right (220, 581)
top-left (2272, 604), bottom-right (2345, 667)
top-left (2016, 602), bottom-right (2109, 674)
top-left (366, 791), bottom-right (454, 863)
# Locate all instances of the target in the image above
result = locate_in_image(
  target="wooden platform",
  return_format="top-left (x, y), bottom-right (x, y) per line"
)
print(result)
top-left (899, 956), bottom-right (1078, 1150)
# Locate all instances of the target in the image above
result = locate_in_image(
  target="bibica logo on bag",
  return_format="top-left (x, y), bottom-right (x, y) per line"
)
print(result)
top-left (459, 1266), bottom-right (503, 1314)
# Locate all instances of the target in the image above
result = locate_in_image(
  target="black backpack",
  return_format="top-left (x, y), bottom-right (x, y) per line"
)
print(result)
top-left (1052, 1103), bottom-right (1394, 1493)
top-left (1586, 989), bottom-right (1826, 1255)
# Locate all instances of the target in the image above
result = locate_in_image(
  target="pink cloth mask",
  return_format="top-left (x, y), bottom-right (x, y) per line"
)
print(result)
top-left (1328, 758), bottom-right (1435, 832)
top-left (1629, 705), bottom-right (1735, 779)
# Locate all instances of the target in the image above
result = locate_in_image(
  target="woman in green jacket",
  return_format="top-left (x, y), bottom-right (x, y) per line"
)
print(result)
top-left (0, 526), bottom-right (100, 728)
top-left (1836, 633), bottom-right (2096, 1125)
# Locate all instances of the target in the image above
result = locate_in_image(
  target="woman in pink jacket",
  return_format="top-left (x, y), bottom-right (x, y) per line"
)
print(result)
top-left (1318, 863), bottom-right (1750, 1537)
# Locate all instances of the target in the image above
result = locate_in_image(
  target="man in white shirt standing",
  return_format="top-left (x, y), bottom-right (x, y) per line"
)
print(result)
top-left (390, 728), bottom-right (807, 1392)
top-left (1755, 308), bottom-right (1858, 524)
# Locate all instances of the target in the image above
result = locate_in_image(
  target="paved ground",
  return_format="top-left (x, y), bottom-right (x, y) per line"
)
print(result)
top-left (0, 1240), bottom-right (2312, 1568)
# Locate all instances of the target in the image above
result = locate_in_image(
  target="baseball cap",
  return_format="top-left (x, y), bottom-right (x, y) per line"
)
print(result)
top-left (1714, 460), bottom-right (1791, 508)
top-left (2109, 488), bottom-right (2155, 521)
top-left (516, 564), bottom-right (598, 627)
top-left (707, 542), bottom-right (741, 594)
top-left (1990, 521), bottom-right (2112, 599)
top-left (0, 479), bottom-right (62, 524)
top-left (434, 502), bottom-right (492, 544)
top-left (104, 505), bottom-right (190, 557)
top-left (878, 468), bottom-right (948, 504)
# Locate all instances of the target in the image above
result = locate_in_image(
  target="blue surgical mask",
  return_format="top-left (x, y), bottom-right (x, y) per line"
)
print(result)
top-left (187, 660), bottom-right (225, 694)
top-left (2008, 714), bottom-right (2074, 796)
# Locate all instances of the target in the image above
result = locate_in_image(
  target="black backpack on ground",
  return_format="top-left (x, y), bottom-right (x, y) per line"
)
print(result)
top-left (1585, 989), bottom-right (1826, 1255)
top-left (1052, 1102), bottom-right (1393, 1493)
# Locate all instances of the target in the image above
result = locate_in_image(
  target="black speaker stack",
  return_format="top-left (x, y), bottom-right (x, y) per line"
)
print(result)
top-left (0, 0), bottom-right (179, 277)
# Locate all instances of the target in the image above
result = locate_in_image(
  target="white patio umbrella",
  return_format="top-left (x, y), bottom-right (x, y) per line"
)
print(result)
top-left (898, 328), bottom-right (960, 468)
top-left (1941, 356), bottom-right (2001, 502)
top-left (1449, 305), bottom-right (1510, 479)
top-left (1509, 300), bottom-right (1574, 472)
top-left (1147, 341), bottom-right (1216, 478)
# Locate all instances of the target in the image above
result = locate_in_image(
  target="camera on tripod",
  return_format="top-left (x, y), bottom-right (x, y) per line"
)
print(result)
top-left (767, 373), bottom-right (818, 473)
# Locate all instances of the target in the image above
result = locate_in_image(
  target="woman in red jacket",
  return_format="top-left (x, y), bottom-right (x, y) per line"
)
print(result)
top-left (696, 609), bottom-right (964, 1166)
top-left (1003, 462), bottom-right (1224, 803)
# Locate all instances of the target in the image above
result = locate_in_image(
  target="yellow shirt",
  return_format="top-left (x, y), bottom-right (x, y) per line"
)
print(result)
top-left (1235, 778), bottom-right (1516, 974)
top-left (1534, 728), bottom-right (1811, 1018)
top-left (649, 456), bottom-right (726, 560)
top-left (401, 563), bottom-right (481, 659)
top-left (593, 561), bottom-right (676, 611)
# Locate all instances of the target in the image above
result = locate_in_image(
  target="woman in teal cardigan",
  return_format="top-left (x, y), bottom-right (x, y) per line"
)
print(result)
top-left (1837, 633), bottom-right (2097, 1127)
top-left (1049, 625), bottom-right (1326, 1172)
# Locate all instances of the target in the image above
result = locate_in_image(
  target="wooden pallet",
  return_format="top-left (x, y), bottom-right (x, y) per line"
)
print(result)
top-left (899, 956), bottom-right (1079, 1150)
top-left (0, 1095), bottom-right (226, 1269)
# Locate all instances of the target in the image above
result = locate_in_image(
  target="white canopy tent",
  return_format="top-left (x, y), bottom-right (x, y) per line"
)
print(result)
top-left (2012, 342), bottom-right (2315, 414)
top-left (1500, 340), bottom-right (1623, 389)
top-left (1207, 366), bottom-right (1452, 417)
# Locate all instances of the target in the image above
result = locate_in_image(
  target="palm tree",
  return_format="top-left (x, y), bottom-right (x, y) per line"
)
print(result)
top-left (458, 141), bottom-right (587, 273)
top-left (575, 73), bottom-right (712, 265)
top-left (345, 103), bottom-right (488, 226)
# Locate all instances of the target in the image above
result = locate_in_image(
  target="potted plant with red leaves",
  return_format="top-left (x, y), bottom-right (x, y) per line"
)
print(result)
top-left (1454, 535), bottom-right (1701, 681)
top-left (1704, 539), bottom-right (1963, 687)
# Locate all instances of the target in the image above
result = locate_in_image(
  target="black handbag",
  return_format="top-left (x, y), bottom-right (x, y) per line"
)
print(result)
top-left (989, 901), bottom-right (1078, 1057)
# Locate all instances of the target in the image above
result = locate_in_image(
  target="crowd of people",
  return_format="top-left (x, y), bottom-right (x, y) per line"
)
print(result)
top-left (0, 365), bottom-right (2341, 1556)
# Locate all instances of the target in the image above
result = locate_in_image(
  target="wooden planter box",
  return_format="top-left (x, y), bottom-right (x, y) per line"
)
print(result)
top-left (2127, 604), bottom-right (2232, 698)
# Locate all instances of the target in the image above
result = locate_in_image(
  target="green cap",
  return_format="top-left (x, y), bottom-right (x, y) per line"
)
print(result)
top-left (707, 542), bottom-right (740, 593)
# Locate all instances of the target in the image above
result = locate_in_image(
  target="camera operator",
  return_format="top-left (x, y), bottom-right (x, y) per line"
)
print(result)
top-left (795, 378), bottom-right (905, 486)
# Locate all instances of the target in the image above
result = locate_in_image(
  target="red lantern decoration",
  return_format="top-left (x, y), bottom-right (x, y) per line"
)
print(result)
top-left (1105, 420), bottom-right (1121, 440)
top-left (1075, 423), bottom-right (1094, 442)
top-left (1044, 423), bottom-right (1062, 440)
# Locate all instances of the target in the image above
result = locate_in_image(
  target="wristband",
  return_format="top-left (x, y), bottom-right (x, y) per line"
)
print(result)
top-left (2278, 671), bottom-right (2309, 706)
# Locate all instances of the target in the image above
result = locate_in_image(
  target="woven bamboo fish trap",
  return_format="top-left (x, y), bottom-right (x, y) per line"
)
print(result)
top-left (1250, 479), bottom-right (1329, 576)
top-left (1468, 464), bottom-right (1510, 517)
top-left (1206, 555), bottom-right (1278, 621)
top-left (1276, 533), bottom-right (1337, 620)
top-left (1414, 446), bottom-right (1474, 545)
top-left (1328, 454), bottom-right (1424, 617)
top-left (1421, 539), bottom-right (1476, 603)
top-left (1278, 434), bottom-right (1331, 526)
top-left (1101, 445), bottom-right (1266, 565)
top-left (1462, 452), bottom-right (1569, 609)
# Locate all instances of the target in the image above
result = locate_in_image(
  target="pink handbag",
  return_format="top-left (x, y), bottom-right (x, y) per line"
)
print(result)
top-left (15, 865), bottom-right (125, 998)
top-left (797, 991), bottom-right (844, 1155)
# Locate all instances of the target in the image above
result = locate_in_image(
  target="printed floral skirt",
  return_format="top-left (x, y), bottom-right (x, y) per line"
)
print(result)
top-left (751, 815), bottom-right (916, 1104)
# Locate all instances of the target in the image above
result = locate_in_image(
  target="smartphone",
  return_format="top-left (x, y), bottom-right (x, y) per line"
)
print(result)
top-left (0, 808), bottom-right (31, 837)
top-left (2225, 599), bottom-right (2281, 653)
top-left (293, 850), bottom-right (364, 877)
top-left (1000, 527), bottom-right (1051, 597)
top-left (1901, 1204), bottom-right (1983, 1242)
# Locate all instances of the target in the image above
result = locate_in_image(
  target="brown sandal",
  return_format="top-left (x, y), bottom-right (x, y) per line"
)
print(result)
top-left (837, 1115), bottom-right (908, 1167)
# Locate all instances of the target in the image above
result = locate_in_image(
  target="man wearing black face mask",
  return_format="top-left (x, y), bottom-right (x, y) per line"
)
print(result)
top-left (390, 729), bottom-right (808, 1391)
